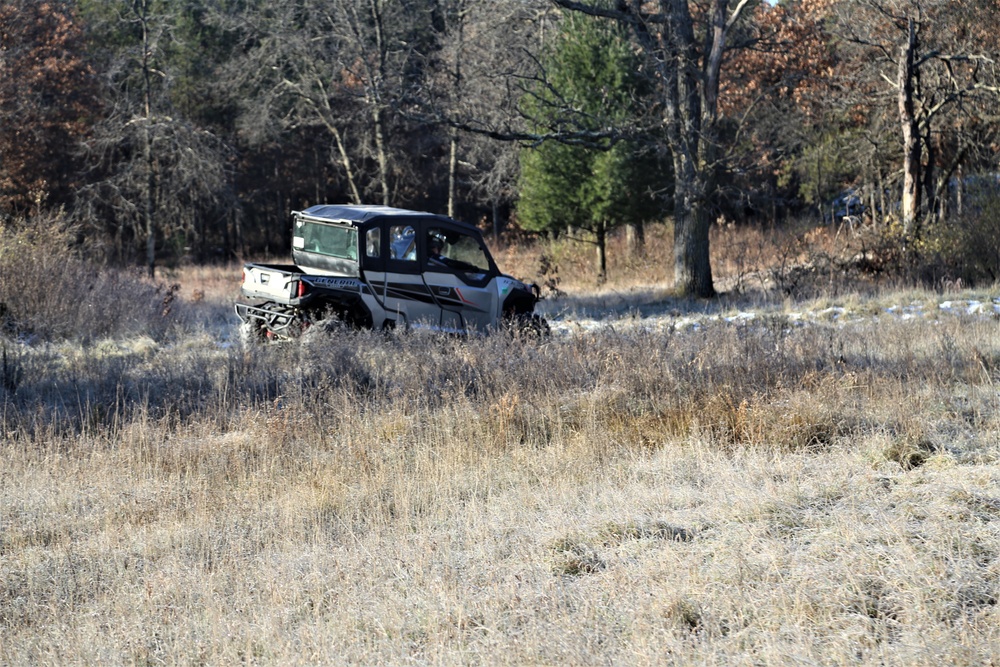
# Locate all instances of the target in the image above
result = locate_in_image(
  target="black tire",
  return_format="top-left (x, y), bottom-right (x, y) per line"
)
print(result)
top-left (238, 320), bottom-right (265, 346)
top-left (505, 312), bottom-right (550, 338)
top-left (300, 317), bottom-right (346, 344)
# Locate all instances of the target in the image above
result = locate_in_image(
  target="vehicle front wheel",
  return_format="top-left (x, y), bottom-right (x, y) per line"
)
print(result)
top-left (504, 312), bottom-right (550, 338)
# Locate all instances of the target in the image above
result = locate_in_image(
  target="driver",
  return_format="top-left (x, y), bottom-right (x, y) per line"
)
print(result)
top-left (428, 236), bottom-right (447, 265)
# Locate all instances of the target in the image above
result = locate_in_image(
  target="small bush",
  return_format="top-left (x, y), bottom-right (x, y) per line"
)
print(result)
top-left (0, 218), bottom-right (178, 341)
top-left (858, 192), bottom-right (1000, 287)
top-left (940, 194), bottom-right (1000, 284)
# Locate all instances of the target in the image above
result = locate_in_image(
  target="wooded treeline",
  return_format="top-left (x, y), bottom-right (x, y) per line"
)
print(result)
top-left (1, 0), bottom-right (999, 293)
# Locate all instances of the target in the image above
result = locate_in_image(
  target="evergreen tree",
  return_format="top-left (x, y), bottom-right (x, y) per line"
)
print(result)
top-left (517, 7), bottom-right (664, 282)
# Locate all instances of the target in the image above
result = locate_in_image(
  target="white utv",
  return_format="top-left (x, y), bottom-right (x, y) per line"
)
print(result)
top-left (235, 205), bottom-right (547, 340)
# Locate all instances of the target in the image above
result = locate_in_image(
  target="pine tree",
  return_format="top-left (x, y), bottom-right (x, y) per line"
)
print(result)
top-left (516, 7), bottom-right (664, 282)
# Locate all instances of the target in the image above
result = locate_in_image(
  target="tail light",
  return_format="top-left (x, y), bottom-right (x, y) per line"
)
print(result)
top-left (297, 280), bottom-right (309, 298)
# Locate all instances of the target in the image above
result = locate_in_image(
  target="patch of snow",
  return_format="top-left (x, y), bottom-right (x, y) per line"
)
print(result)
top-left (816, 306), bottom-right (847, 319)
top-left (542, 292), bottom-right (1000, 339)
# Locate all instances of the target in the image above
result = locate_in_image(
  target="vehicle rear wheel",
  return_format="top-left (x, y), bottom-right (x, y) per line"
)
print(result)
top-left (238, 320), bottom-right (265, 346)
top-left (300, 317), bottom-right (346, 343)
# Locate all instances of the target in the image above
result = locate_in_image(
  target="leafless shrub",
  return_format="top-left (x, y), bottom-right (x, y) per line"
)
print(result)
top-left (0, 219), bottom-right (179, 341)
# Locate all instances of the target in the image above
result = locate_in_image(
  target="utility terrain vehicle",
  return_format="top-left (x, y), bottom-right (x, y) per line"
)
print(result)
top-left (235, 205), bottom-right (546, 340)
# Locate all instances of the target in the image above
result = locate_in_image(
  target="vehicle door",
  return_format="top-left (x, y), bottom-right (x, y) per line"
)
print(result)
top-left (357, 222), bottom-right (391, 328)
top-left (377, 220), bottom-right (439, 328)
top-left (421, 223), bottom-right (500, 332)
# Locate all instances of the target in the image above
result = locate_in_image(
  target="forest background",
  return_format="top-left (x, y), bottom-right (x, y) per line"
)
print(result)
top-left (2, 0), bottom-right (1000, 295)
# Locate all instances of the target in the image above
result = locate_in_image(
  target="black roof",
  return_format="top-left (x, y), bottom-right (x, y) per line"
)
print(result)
top-left (296, 204), bottom-right (478, 233)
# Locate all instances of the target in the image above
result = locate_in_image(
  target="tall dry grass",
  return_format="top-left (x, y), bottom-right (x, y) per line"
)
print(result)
top-left (3, 271), bottom-right (1000, 665)
top-left (493, 216), bottom-right (869, 298)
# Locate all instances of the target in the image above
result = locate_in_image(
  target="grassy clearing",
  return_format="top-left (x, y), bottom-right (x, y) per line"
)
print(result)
top-left (3, 298), bottom-right (1000, 664)
top-left (3, 223), bottom-right (1000, 664)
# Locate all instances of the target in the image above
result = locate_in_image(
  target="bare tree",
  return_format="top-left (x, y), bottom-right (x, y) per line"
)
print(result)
top-left (219, 0), bottom-right (443, 207)
top-left (0, 0), bottom-right (98, 219)
top-left (435, 0), bottom-right (469, 218)
top-left (833, 0), bottom-right (1000, 237)
top-left (77, 0), bottom-right (238, 275)
top-left (425, 0), bottom-right (548, 222)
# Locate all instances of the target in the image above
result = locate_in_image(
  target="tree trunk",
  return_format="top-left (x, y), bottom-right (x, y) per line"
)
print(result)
top-left (669, 0), bottom-right (721, 298)
top-left (327, 128), bottom-right (362, 205)
top-left (877, 167), bottom-right (887, 225)
top-left (673, 182), bottom-right (714, 296)
top-left (626, 222), bottom-right (645, 256)
top-left (447, 5), bottom-right (465, 218)
top-left (595, 221), bottom-right (607, 283)
top-left (899, 18), bottom-right (921, 235)
top-left (922, 121), bottom-right (936, 225)
top-left (139, 0), bottom-right (156, 279)
top-left (373, 105), bottom-right (391, 206)
top-left (669, 152), bottom-right (716, 297)
top-left (145, 149), bottom-right (155, 278)
top-left (368, 0), bottom-right (391, 206)
top-left (957, 163), bottom-right (964, 216)
top-left (447, 127), bottom-right (458, 217)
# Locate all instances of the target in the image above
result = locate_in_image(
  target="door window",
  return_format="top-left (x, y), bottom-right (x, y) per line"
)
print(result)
top-left (389, 225), bottom-right (416, 262)
top-left (425, 227), bottom-right (491, 274)
top-left (366, 227), bottom-right (380, 258)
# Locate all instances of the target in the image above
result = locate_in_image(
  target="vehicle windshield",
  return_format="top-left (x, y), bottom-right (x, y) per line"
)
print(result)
top-left (294, 220), bottom-right (358, 260)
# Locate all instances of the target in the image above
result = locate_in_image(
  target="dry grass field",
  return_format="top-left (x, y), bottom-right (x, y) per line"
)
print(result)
top-left (3, 223), bottom-right (1000, 665)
